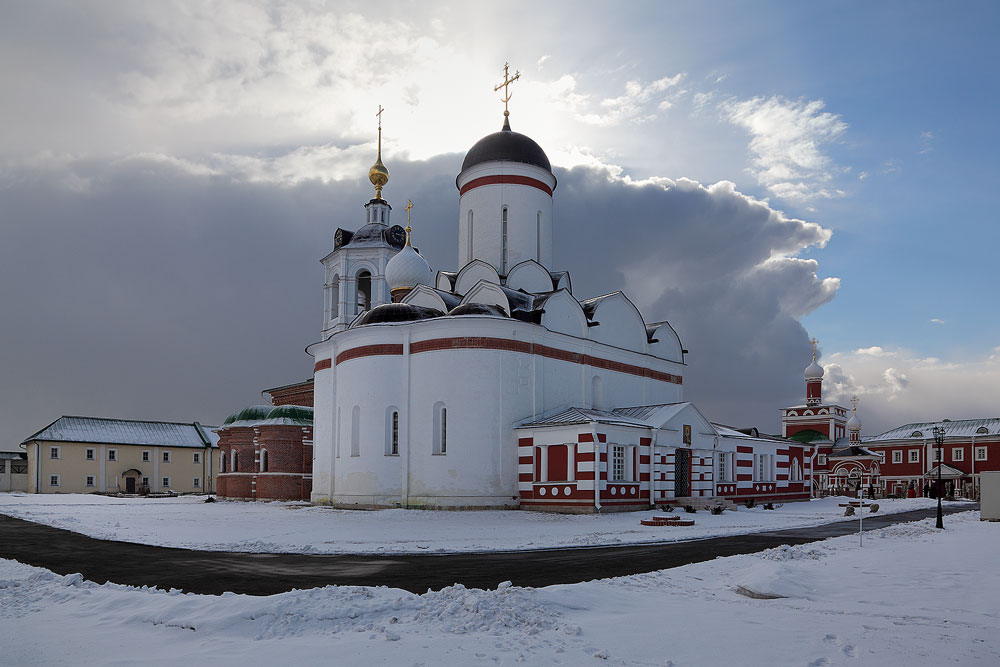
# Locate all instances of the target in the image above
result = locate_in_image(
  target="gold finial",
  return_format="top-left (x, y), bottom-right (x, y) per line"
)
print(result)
top-left (368, 104), bottom-right (389, 199)
top-left (494, 62), bottom-right (520, 130)
top-left (404, 199), bottom-right (413, 246)
top-left (851, 395), bottom-right (859, 413)
top-left (809, 337), bottom-right (819, 361)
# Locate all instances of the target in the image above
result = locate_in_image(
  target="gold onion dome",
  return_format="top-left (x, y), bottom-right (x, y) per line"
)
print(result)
top-left (369, 104), bottom-right (389, 199)
top-left (369, 156), bottom-right (388, 198)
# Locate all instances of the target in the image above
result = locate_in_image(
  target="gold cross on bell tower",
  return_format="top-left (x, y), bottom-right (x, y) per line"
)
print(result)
top-left (809, 337), bottom-right (819, 361)
top-left (403, 199), bottom-right (413, 247)
top-left (494, 62), bottom-right (520, 130)
top-left (851, 395), bottom-right (859, 413)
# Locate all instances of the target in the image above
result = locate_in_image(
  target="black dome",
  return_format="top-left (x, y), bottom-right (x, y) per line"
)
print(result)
top-left (352, 303), bottom-right (443, 327)
top-left (448, 303), bottom-right (508, 317)
top-left (461, 127), bottom-right (552, 173)
top-left (350, 223), bottom-right (389, 243)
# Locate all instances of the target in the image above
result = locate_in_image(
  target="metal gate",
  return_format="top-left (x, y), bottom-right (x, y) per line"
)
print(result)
top-left (675, 449), bottom-right (690, 497)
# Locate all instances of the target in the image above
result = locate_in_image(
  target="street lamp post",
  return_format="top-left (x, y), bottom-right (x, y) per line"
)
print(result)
top-left (932, 425), bottom-right (945, 529)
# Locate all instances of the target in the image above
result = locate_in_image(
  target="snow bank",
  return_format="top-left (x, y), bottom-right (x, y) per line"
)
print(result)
top-left (2, 510), bottom-right (995, 666)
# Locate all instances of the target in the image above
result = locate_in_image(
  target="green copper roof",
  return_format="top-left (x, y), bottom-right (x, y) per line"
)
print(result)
top-left (265, 405), bottom-right (313, 425)
top-left (788, 429), bottom-right (829, 443)
top-left (223, 404), bottom-right (274, 425)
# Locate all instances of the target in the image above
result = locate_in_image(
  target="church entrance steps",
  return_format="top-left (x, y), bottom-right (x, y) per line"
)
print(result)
top-left (665, 497), bottom-right (738, 511)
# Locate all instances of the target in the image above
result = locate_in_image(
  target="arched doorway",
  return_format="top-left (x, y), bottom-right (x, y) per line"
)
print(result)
top-left (121, 468), bottom-right (143, 494)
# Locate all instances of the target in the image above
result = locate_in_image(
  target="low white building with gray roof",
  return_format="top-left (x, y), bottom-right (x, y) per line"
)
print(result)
top-left (21, 416), bottom-right (219, 495)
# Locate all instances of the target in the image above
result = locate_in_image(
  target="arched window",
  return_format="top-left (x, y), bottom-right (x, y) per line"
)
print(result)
top-left (219, 451), bottom-right (226, 473)
top-left (441, 408), bottom-right (447, 453)
top-left (790, 458), bottom-right (802, 482)
top-left (356, 270), bottom-right (372, 313)
top-left (501, 207), bottom-right (509, 273)
top-left (536, 211), bottom-right (542, 262)
top-left (351, 405), bottom-right (361, 457)
top-left (231, 450), bottom-right (238, 472)
top-left (386, 409), bottom-right (399, 455)
top-left (330, 275), bottom-right (340, 322)
top-left (260, 449), bottom-right (268, 473)
top-left (433, 403), bottom-right (447, 454)
top-left (380, 208), bottom-right (385, 223)
top-left (467, 210), bottom-right (474, 261)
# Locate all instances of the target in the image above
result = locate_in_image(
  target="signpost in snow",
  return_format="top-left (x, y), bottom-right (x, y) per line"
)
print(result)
top-left (858, 488), bottom-right (863, 547)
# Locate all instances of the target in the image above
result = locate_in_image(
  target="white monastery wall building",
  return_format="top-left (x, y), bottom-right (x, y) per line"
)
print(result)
top-left (306, 85), bottom-right (814, 512)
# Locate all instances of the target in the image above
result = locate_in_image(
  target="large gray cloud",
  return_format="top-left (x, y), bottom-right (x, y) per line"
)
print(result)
top-left (552, 168), bottom-right (837, 428)
top-left (0, 153), bottom-right (835, 449)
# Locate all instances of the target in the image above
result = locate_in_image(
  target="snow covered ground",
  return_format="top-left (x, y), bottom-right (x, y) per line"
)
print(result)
top-left (1, 511), bottom-right (995, 665)
top-left (0, 493), bottom-right (955, 554)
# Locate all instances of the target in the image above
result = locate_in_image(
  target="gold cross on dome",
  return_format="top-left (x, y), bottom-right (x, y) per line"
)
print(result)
top-left (376, 104), bottom-right (384, 128)
top-left (404, 199), bottom-right (413, 246)
top-left (851, 395), bottom-right (859, 412)
top-left (809, 337), bottom-right (819, 360)
top-left (494, 62), bottom-right (521, 118)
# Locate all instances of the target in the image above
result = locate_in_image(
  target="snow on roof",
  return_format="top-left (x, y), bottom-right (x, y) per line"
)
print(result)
top-left (262, 378), bottom-right (314, 394)
top-left (578, 292), bottom-right (618, 318)
top-left (23, 416), bottom-right (219, 448)
top-left (866, 417), bottom-right (1000, 442)
top-left (784, 403), bottom-right (846, 410)
top-left (923, 463), bottom-right (967, 478)
top-left (519, 403), bottom-right (701, 429)
top-left (712, 423), bottom-right (749, 438)
top-left (517, 407), bottom-right (651, 428)
top-left (830, 445), bottom-right (880, 458)
top-left (711, 423), bottom-right (791, 444)
top-left (618, 402), bottom-right (689, 420)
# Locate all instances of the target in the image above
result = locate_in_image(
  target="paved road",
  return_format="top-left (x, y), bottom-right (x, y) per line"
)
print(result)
top-left (0, 504), bottom-right (975, 595)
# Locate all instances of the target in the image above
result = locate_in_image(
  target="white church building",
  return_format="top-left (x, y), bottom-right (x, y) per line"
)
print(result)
top-left (307, 88), bottom-right (813, 511)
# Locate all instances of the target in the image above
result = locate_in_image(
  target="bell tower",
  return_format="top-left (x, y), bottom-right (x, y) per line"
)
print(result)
top-left (848, 396), bottom-right (862, 444)
top-left (804, 338), bottom-right (823, 406)
top-left (319, 106), bottom-right (406, 339)
top-left (781, 339), bottom-right (849, 442)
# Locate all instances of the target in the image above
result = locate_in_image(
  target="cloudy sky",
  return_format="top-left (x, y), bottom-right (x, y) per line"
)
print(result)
top-left (2, 0), bottom-right (998, 450)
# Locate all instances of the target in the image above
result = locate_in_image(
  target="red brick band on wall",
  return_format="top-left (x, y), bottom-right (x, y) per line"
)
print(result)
top-left (398, 336), bottom-right (681, 385)
top-left (314, 358), bottom-right (332, 372)
top-left (459, 174), bottom-right (553, 197)
top-left (335, 344), bottom-right (404, 366)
